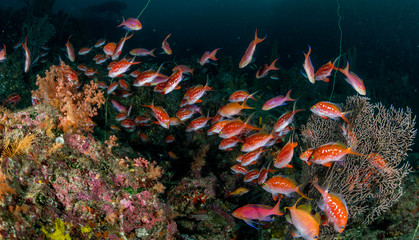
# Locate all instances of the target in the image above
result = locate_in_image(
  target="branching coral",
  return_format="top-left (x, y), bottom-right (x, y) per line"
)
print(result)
top-left (300, 96), bottom-right (416, 235)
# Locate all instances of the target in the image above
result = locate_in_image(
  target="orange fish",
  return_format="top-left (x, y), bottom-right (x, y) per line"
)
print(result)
top-left (182, 82), bottom-right (212, 106)
top-left (273, 101), bottom-right (304, 133)
top-left (185, 114), bottom-right (212, 132)
top-left (311, 181), bottom-right (348, 233)
top-left (133, 64), bottom-right (164, 87)
top-left (65, 35), bottom-right (75, 62)
top-left (262, 175), bottom-right (310, 200)
top-left (168, 151), bottom-right (178, 159)
top-left (226, 187), bottom-right (249, 197)
top-left (366, 153), bottom-right (393, 174)
top-left (239, 29), bottom-right (266, 68)
top-left (284, 198), bottom-right (320, 240)
top-left (219, 114), bottom-right (260, 139)
top-left (310, 101), bottom-right (352, 125)
top-left (241, 131), bottom-right (275, 152)
top-left (162, 33), bottom-right (172, 55)
top-left (219, 136), bottom-right (241, 151)
top-left (339, 61), bottom-right (366, 95)
top-left (219, 97), bottom-right (253, 118)
top-left (22, 37), bottom-right (31, 72)
top-left (141, 101), bottom-right (170, 129)
top-left (230, 164), bottom-right (249, 175)
top-left (0, 44), bottom-right (6, 62)
top-left (232, 199), bottom-right (283, 229)
top-left (243, 169), bottom-right (261, 183)
top-left (207, 119), bottom-right (232, 136)
top-left (302, 45), bottom-right (315, 84)
top-left (273, 139), bottom-right (298, 169)
top-left (239, 148), bottom-right (266, 166)
top-left (308, 141), bottom-right (362, 167)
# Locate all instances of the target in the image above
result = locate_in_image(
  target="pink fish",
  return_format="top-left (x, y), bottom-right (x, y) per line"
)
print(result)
top-left (239, 29), bottom-right (266, 68)
top-left (232, 199), bottom-right (283, 229)
top-left (117, 17), bottom-right (142, 31)
top-left (78, 46), bottom-right (92, 55)
top-left (339, 61), bottom-right (366, 95)
top-left (199, 48), bottom-right (221, 66)
top-left (22, 37), bottom-right (31, 73)
top-left (262, 89), bottom-right (295, 111)
top-left (185, 114), bottom-right (211, 132)
top-left (314, 57), bottom-right (339, 82)
top-left (256, 58), bottom-right (279, 79)
top-left (302, 45), bottom-right (315, 84)
top-left (95, 38), bottom-right (106, 48)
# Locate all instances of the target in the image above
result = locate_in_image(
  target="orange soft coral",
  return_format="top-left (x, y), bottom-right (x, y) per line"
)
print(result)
top-left (31, 63), bottom-right (105, 133)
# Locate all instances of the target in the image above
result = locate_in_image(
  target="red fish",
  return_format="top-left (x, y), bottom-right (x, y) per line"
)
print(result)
top-left (239, 148), bottom-right (266, 166)
top-left (199, 48), bottom-right (221, 66)
top-left (112, 33), bottom-right (133, 60)
top-left (308, 141), bottom-right (362, 167)
top-left (22, 37), bottom-right (31, 73)
top-left (228, 90), bottom-right (258, 103)
top-left (262, 89), bottom-right (295, 111)
top-left (129, 48), bottom-right (155, 57)
top-left (314, 57), bottom-right (339, 82)
top-left (3, 93), bottom-right (21, 107)
top-left (141, 101), bottom-right (170, 129)
top-left (299, 148), bottom-right (314, 166)
top-left (181, 82), bottom-right (212, 106)
top-left (311, 181), bottom-right (348, 233)
top-left (117, 17), bottom-right (142, 31)
top-left (339, 61), bottom-right (366, 95)
top-left (256, 58), bottom-right (279, 79)
top-left (78, 47), bottom-right (92, 55)
top-left (273, 102), bottom-right (304, 133)
top-left (366, 153), bottom-right (393, 174)
top-left (173, 65), bottom-right (194, 75)
top-left (103, 42), bottom-right (116, 57)
top-left (230, 164), bottom-right (249, 175)
top-left (239, 29), bottom-right (266, 68)
top-left (284, 198), bottom-right (320, 239)
top-left (262, 175), bottom-right (310, 200)
top-left (273, 139), bottom-right (298, 169)
top-left (243, 169), bottom-right (261, 183)
top-left (107, 82), bottom-right (119, 94)
top-left (232, 199), bottom-right (283, 229)
top-left (108, 58), bottom-right (140, 78)
top-left (65, 35), bottom-right (75, 62)
top-left (95, 38), bottom-right (106, 48)
top-left (310, 101), bottom-right (352, 125)
top-left (176, 105), bottom-right (201, 121)
top-left (163, 69), bottom-right (184, 94)
top-left (207, 119), bottom-right (232, 136)
top-left (133, 64), bottom-right (163, 87)
top-left (185, 114), bottom-right (211, 132)
top-left (302, 45), bottom-right (315, 84)
top-left (219, 136), bottom-right (241, 151)
top-left (165, 135), bottom-right (175, 143)
top-left (241, 131), bottom-right (276, 152)
top-left (0, 44), bottom-right (6, 62)
top-left (162, 33), bottom-right (172, 55)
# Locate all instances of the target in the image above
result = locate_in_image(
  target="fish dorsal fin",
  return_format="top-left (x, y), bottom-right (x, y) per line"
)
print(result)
top-left (297, 204), bottom-right (312, 213)
top-left (319, 141), bottom-right (346, 148)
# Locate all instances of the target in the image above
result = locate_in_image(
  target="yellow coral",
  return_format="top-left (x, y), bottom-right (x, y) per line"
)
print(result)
top-left (41, 218), bottom-right (72, 240)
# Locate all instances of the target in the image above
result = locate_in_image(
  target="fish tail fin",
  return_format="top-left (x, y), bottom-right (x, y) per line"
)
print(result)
top-left (209, 48), bottom-right (221, 61)
top-left (285, 89), bottom-right (295, 102)
top-left (241, 97), bottom-right (254, 110)
top-left (164, 33), bottom-right (171, 41)
top-left (323, 78), bottom-right (330, 82)
top-left (332, 55), bottom-right (342, 70)
top-left (347, 138), bottom-right (364, 156)
top-left (249, 90), bottom-right (259, 101)
top-left (296, 184), bottom-right (312, 200)
top-left (269, 58), bottom-right (279, 70)
top-left (254, 29), bottom-right (266, 44)
top-left (310, 181), bottom-right (325, 195)
top-left (340, 61), bottom-right (350, 74)
top-left (149, 48), bottom-right (156, 57)
top-left (341, 110), bottom-right (354, 125)
top-left (117, 16), bottom-right (126, 27)
top-left (272, 198), bottom-right (284, 216)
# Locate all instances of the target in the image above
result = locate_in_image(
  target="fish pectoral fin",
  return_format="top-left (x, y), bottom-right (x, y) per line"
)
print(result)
top-left (244, 219), bottom-right (259, 229)
top-left (321, 116), bottom-right (328, 120)
top-left (260, 216), bottom-right (274, 222)
top-left (322, 162), bottom-right (333, 167)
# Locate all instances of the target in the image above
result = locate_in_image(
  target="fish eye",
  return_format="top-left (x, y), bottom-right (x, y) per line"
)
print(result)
top-left (310, 155), bottom-right (314, 159)
top-left (302, 155), bottom-right (306, 158)
top-left (313, 235), bottom-right (318, 239)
